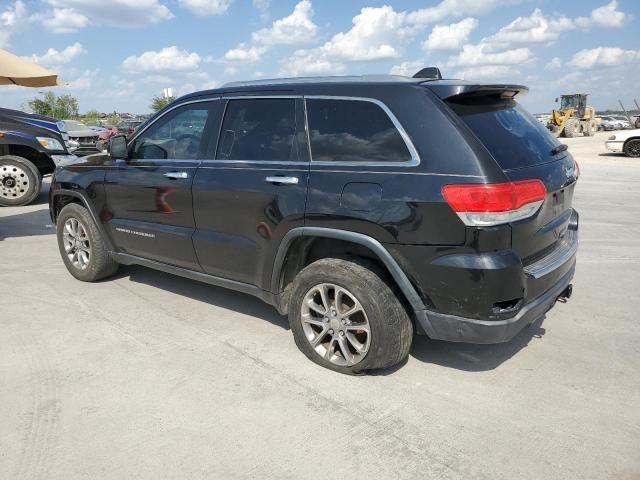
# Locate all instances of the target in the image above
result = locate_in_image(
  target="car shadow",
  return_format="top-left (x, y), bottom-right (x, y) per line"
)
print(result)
top-left (406, 316), bottom-right (546, 372)
top-left (116, 265), bottom-right (290, 331)
top-left (0, 206), bottom-right (55, 240)
top-left (117, 264), bottom-right (546, 372)
top-left (598, 152), bottom-right (626, 158)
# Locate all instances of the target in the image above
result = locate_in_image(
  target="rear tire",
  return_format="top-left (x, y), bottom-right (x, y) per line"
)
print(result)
top-left (0, 155), bottom-right (42, 206)
top-left (288, 257), bottom-right (413, 375)
top-left (564, 118), bottom-right (581, 138)
top-left (624, 139), bottom-right (640, 158)
top-left (56, 203), bottom-right (119, 282)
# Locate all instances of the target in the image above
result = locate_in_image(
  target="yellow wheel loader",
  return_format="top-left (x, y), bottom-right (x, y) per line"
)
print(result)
top-left (547, 94), bottom-right (597, 138)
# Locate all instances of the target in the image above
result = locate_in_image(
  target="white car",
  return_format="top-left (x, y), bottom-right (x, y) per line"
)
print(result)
top-left (605, 129), bottom-right (640, 157)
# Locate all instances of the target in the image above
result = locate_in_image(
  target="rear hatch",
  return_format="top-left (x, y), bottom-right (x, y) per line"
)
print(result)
top-left (443, 87), bottom-right (578, 261)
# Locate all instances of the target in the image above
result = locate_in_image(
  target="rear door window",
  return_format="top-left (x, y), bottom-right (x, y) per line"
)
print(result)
top-left (448, 99), bottom-right (562, 170)
top-left (216, 98), bottom-right (298, 161)
top-left (305, 98), bottom-right (412, 163)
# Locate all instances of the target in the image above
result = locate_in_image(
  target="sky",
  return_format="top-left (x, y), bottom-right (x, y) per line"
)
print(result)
top-left (1, 0), bottom-right (638, 114)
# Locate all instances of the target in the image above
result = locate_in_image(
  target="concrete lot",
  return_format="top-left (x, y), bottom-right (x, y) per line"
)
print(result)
top-left (1, 131), bottom-right (639, 480)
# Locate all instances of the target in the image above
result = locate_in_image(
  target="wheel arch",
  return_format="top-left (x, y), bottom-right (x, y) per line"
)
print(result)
top-left (271, 227), bottom-right (426, 316)
top-left (623, 136), bottom-right (640, 150)
top-left (51, 189), bottom-right (115, 251)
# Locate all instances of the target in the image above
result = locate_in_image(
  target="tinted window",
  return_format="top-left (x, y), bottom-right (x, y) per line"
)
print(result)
top-left (133, 105), bottom-right (211, 160)
top-left (217, 99), bottom-right (298, 161)
top-left (306, 99), bottom-right (412, 163)
top-left (449, 100), bottom-right (562, 170)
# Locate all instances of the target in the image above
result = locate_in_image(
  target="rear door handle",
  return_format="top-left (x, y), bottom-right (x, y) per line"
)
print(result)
top-left (164, 171), bottom-right (189, 179)
top-left (265, 176), bottom-right (299, 185)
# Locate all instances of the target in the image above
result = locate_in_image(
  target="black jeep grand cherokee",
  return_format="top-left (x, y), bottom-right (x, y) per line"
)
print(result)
top-left (49, 74), bottom-right (578, 374)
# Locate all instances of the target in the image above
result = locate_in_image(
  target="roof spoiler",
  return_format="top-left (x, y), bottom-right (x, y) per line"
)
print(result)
top-left (429, 84), bottom-right (529, 100)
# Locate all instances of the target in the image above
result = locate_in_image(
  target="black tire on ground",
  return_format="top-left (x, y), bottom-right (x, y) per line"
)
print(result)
top-left (550, 124), bottom-right (563, 138)
top-left (288, 257), bottom-right (413, 375)
top-left (0, 155), bottom-right (42, 207)
top-left (564, 118), bottom-right (581, 138)
top-left (56, 203), bottom-right (119, 282)
top-left (583, 119), bottom-right (597, 137)
top-left (623, 139), bottom-right (640, 158)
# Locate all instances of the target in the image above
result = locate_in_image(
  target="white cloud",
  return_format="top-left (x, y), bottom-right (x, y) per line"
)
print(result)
top-left (568, 47), bottom-right (640, 70)
top-left (123, 46), bottom-right (202, 72)
top-left (483, 1), bottom-right (626, 51)
top-left (389, 60), bottom-right (425, 76)
top-left (454, 65), bottom-right (515, 80)
top-left (252, 0), bottom-right (269, 21)
top-left (224, 44), bottom-right (266, 62)
top-left (178, 0), bottom-right (232, 17)
top-left (44, 0), bottom-right (173, 27)
top-left (34, 8), bottom-right (89, 33)
top-left (448, 43), bottom-right (532, 67)
top-left (575, 0), bottom-right (625, 28)
top-left (545, 57), bottom-right (562, 70)
top-left (223, 0), bottom-right (318, 64)
top-left (252, 0), bottom-right (317, 45)
top-left (24, 42), bottom-right (86, 67)
top-left (0, 0), bottom-right (27, 47)
top-left (65, 68), bottom-right (99, 89)
top-left (320, 6), bottom-right (409, 61)
top-left (279, 50), bottom-right (345, 76)
top-left (423, 17), bottom-right (478, 51)
top-left (407, 0), bottom-right (513, 25)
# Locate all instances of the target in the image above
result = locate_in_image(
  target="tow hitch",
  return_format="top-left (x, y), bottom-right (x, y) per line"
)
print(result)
top-left (557, 284), bottom-right (573, 303)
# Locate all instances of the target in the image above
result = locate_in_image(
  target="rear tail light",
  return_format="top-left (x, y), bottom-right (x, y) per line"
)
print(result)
top-left (442, 179), bottom-right (546, 226)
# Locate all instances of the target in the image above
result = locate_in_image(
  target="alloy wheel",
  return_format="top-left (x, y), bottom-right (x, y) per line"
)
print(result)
top-left (63, 218), bottom-right (91, 270)
top-left (300, 283), bottom-right (371, 366)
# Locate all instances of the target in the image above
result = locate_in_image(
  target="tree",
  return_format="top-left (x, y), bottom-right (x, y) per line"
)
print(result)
top-left (150, 95), bottom-right (175, 112)
top-left (27, 92), bottom-right (79, 119)
top-left (82, 109), bottom-right (101, 124)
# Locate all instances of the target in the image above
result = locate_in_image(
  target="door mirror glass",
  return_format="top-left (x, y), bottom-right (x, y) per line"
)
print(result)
top-left (109, 135), bottom-right (128, 159)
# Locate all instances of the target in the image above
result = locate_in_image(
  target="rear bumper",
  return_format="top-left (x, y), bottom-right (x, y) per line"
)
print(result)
top-left (415, 263), bottom-right (575, 343)
top-left (605, 141), bottom-right (624, 153)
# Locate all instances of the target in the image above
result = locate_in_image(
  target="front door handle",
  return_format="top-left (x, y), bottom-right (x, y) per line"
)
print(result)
top-left (265, 176), bottom-right (299, 185)
top-left (164, 171), bottom-right (189, 179)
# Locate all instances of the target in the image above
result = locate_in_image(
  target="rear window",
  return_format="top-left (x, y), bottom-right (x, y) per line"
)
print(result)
top-left (448, 99), bottom-right (561, 170)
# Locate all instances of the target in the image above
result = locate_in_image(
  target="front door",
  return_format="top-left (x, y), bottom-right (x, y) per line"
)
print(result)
top-left (192, 96), bottom-right (309, 288)
top-left (104, 100), bottom-right (220, 270)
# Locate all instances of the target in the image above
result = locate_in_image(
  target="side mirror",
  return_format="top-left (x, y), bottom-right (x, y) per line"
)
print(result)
top-left (109, 135), bottom-right (128, 159)
top-left (555, 97), bottom-right (558, 103)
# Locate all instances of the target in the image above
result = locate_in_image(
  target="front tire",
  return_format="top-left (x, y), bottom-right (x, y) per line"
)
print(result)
top-left (564, 118), bottom-right (581, 138)
top-left (56, 203), bottom-right (119, 282)
top-left (0, 155), bottom-right (42, 206)
top-left (624, 139), bottom-right (640, 158)
top-left (288, 258), bottom-right (413, 374)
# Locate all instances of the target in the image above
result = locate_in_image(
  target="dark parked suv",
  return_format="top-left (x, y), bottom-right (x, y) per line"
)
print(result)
top-left (49, 73), bottom-right (578, 374)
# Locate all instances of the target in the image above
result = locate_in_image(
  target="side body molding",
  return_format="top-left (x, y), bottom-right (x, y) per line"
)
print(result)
top-left (271, 227), bottom-right (426, 313)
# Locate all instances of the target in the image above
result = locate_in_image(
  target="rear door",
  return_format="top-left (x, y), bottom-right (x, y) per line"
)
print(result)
top-left (447, 97), bottom-right (579, 260)
top-left (104, 100), bottom-right (220, 270)
top-left (191, 96), bottom-right (309, 288)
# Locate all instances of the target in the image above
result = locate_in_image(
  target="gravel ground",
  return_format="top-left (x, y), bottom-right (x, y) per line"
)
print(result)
top-left (1, 130), bottom-right (639, 480)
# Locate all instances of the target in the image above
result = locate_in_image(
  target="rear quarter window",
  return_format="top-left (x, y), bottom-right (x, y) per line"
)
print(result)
top-left (306, 98), bottom-right (412, 163)
top-left (449, 99), bottom-right (561, 170)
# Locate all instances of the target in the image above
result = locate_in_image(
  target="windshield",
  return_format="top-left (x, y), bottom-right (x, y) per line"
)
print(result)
top-left (449, 99), bottom-right (563, 170)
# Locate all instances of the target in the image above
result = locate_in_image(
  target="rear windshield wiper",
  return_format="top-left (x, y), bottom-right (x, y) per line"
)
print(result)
top-left (551, 144), bottom-right (568, 156)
